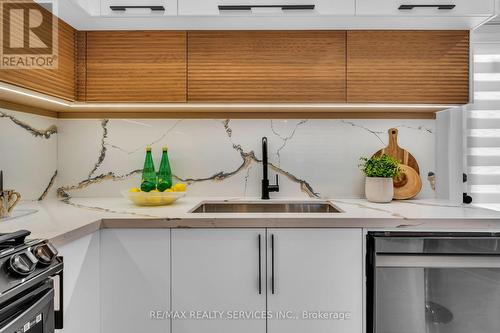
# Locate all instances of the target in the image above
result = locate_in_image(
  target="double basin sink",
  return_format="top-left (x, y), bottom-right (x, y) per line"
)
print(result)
top-left (191, 201), bottom-right (342, 214)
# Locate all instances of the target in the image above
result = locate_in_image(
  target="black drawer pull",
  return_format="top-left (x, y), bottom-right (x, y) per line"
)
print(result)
top-left (258, 234), bottom-right (262, 295)
top-left (399, 4), bottom-right (456, 10)
top-left (110, 5), bottom-right (166, 11)
top-left (271, 234), bottom-right (275, 295)
top-left (219, 4), bottom-right (315, 11)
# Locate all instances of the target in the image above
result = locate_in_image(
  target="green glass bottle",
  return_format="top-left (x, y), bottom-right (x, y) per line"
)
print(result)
top-left (140, 147), bottom-right (157, 192)
top-left (157, 147), bottom-right (173, 192)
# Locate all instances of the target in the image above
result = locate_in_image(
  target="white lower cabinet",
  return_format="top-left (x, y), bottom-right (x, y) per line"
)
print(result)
top-left (171, 228), bottom-right (363, 333)
top-left (100, 229), bottom-right (171, 333)
top-left (267, 228), bottom-right (363, 333)
top-left (171, 229), bottom-right (267, 333)
top-left (60, 228), bottom-right (362, 333)
top-left (57, 232), bottom-right (100, 333)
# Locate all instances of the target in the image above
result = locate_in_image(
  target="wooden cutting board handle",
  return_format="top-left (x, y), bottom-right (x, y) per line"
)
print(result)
top-left (388, 128), bottom-right (398, 151)
top-left (374, 128), bottom-right (418, 173)
top-left (385, 128), bottom-right (406, 165)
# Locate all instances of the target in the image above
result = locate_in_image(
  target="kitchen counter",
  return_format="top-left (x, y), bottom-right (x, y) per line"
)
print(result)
top-left (0, 197), bottom-right (500, 246)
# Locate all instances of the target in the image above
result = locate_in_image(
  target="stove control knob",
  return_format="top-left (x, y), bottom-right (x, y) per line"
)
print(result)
top-left (9, 251), bottom-right (38, 276)
top-left (32, 242), bottom-right (58, 266)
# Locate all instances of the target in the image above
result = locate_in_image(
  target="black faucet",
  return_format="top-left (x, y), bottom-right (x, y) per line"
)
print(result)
top-left (261, 137), bottom-right (279, 200)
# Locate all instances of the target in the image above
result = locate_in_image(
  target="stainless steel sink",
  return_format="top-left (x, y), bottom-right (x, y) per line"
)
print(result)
top-left (191, 201), bottom-right (342, 214)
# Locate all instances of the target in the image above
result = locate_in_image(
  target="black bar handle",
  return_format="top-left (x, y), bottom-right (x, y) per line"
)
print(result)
top-left (271, 234), bottom-right (275, 295)
top-left (219, 4), bottom-right (315, 11)
top-left (0, 230), bottom-right (30, 246)
top-left (110, 5), bottom-right (166, 11)
top-left (54, 257), bottom-right (64, 330)
top-left (399, 4), bottom-right (456, 10)
top-left (258, 234), bottom-right (262, 294)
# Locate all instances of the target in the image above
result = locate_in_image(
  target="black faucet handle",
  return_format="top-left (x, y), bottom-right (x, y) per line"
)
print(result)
top-left (269, 174), bottom-right (280, 193)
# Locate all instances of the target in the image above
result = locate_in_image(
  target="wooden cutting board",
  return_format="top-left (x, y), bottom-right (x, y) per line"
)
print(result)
top-left (393, 164), bottom-right (422, 200)
top-left (372, 128), bottom-right (420, 175)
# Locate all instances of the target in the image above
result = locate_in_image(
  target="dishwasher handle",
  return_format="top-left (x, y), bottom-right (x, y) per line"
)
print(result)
top-left (376, 253), bottom-right (500, 268)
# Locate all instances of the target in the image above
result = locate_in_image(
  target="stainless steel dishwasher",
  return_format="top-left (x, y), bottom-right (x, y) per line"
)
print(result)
top-left (367, 232), bottom-right (500, 333)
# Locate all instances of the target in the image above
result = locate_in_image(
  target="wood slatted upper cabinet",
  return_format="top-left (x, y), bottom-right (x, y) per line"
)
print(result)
top-left (188, 31), bottom-right (346, 102)
top-left (83, 31), bottom-right (186, 102)
top-left (347, 31), bottom-right (470, 104)
top-left (0, 8), bottom-right (76, 101)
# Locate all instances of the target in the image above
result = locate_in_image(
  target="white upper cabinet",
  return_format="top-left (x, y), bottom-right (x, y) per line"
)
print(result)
top-left (356, 0), bottom-right (495, 16)
top-left (68, 0), bottom-right (101, 15)
top-left (100, 0), bottom-right (177, 16)
top-left (60, 0), bottom-right (496, 31)
top-left (179, 0), bottom-right (355, 16)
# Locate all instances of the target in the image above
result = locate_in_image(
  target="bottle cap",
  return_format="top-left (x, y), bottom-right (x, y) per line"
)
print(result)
top-left (146, 146), bottom-right (152, 152)
top-left (162, 146), bottom-right (168, 152)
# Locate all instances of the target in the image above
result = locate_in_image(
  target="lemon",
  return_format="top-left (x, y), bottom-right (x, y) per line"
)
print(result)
top-left (173, 183), bottom-right (187, 192)
top-left (165, 188), bottom-right (174, 192)
top-left (151, 189), bottom-right (159, 192)
top-left (129, 187), bottom-right (141, 193)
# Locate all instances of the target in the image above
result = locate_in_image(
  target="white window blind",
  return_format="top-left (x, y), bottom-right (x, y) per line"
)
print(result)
top-left (470, 43), bottom-right (500, 203)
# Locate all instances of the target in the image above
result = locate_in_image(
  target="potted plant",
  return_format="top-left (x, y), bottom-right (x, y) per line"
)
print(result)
top-left (359, 155), bottom-right (401, 203)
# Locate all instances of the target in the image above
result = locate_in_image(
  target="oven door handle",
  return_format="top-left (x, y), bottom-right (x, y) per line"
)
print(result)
top-left (53, 256), bottom-right (64, 330)
top-left (376, 254), bottom-right (500, 268)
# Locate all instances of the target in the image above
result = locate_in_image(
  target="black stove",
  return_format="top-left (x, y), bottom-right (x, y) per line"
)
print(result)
top-left (0, 230), bottom-right (63, 333)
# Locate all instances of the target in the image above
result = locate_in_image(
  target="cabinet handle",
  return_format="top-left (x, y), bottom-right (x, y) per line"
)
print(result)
top-left (219, 5), bottom-right (315, 11)
top-left (271, 234), bottom-right (275, 294)
top-left (110, 5), bottom-right (166, 11)
top-left (258, 234), bottom-right (262, 294)
top-left (54, 258), bottom-right (64, 329)
top-left (398, 4), bottom-right (456, 10)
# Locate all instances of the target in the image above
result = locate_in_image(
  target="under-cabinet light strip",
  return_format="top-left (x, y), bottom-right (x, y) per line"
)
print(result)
top-left (0, 83), bottom-right (459, 110)
top-left (0, 84), bottom-right (69, 107)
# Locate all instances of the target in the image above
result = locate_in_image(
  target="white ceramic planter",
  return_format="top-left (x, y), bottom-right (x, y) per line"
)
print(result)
top-left (365, 177), bottom-right (393, 203)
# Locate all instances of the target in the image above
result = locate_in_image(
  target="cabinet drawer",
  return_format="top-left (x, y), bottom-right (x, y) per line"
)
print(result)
top-left (100, 0), bottom-right (177, 16)
top-left (356, 0), bottom-right (494, 16)
top-left (179, 0), bottom-right (354, 16)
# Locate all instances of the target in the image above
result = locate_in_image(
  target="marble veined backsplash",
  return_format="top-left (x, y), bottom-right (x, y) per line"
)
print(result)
top-left (0, 109), bottom-right (57, 201)
top-left (0, 108), bottom-right (436, 201)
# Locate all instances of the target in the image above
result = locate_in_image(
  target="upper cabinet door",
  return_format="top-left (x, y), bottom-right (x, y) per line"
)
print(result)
top-left (188, 31), bottom-right (346, 102)
top-left (100, 0), bottom-right (177, 16)
top-left (84, 31), bottom-right (186, 102)
top-left (267, 229), bottom-right (363, 333)
top-left (347, 31), bottom-right (469, 104)
top-left (179, 0), bottom-right (354, 16)
top-left (356, 0), bottom-right (494, 16)
top-left (0, 15), bottom-right (76, 101)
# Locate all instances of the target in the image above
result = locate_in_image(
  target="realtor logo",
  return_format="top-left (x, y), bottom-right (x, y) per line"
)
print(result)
top-left (0, 0), bottom-right (58, 69)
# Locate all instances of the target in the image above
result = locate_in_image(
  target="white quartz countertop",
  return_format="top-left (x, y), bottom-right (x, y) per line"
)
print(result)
top-left (1, 197), bottom-right (500, 246)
